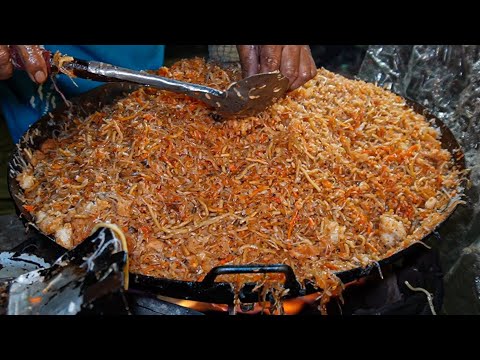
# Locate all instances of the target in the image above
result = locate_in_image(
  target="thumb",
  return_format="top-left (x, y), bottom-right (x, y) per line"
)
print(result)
top-left (11, 45), bottom-right (48, 84)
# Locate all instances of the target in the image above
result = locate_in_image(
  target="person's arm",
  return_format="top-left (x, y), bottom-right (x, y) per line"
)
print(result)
top-left (237, 45), bottom-right (316, 90)
top-left (0, 45), bottom-right (48, 84)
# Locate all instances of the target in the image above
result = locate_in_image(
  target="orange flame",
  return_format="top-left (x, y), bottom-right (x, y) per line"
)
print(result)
top-left (159, 293), bottom-right (320, 315)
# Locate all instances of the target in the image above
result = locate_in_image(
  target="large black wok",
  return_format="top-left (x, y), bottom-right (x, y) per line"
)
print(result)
top-left (7, 82), bottom-right (467, 304)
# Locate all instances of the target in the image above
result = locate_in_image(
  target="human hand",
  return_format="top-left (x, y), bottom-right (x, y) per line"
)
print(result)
top-left (237, 45), bottom-right (317, 90)
top-left (0, 45), bottom-right (48, 84)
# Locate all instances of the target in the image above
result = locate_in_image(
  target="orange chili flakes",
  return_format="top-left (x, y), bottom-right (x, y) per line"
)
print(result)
top-left (139, 226), bottom-right (151, 237)
top-left (322, 180), bottom-right (333, 189)
top-left (287, 210), bottom-right (299, 239)
top-left (23, 205), bottom-right (35, 212)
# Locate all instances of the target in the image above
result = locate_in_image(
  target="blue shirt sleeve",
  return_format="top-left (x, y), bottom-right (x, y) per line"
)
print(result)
top-left (0, 45), bottom-right (165, 143)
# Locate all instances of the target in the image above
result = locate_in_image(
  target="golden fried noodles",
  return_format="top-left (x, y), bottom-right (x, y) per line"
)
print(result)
top-left (17, 58), bottom-right (463, 306)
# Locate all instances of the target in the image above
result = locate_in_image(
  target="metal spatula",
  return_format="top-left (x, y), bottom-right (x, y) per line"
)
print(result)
top-left (59, 59), bottom-right (289, 116)
top-left (10, 48), bottom-right (290, 116)
top-left (51, 57), bottom-right (289, 116)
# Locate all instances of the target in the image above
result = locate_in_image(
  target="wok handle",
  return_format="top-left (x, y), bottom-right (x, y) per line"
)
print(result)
top-left (202, 264), bottom-right (301, 294)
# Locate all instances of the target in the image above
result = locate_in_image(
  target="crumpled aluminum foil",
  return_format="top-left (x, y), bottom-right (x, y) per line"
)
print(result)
top-left (358, 45), bottom-right (480, 314)
top-left (359, 45), bottom-right (480, 162)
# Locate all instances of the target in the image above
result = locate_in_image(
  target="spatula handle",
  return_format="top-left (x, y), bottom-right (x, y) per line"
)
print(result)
top-left (86, 61), bottom-right (223, 98)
